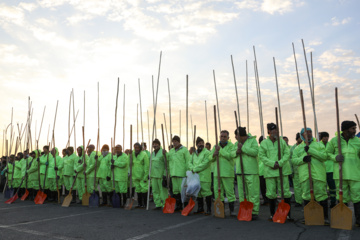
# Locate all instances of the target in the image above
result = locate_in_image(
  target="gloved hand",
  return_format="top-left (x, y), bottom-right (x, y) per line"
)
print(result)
top-left (37, 158), bottom-right (40, 162)
top-left (74, 170), bottom-right (78, 174)
top-left (94, 155), bottom-right (98, 160)
top-left (78, 159), bottom-right (82, 164)
top-left (303, 155), bottom-right (311, 163)
top-left (111, 159), bottom-right (114, 164)
top-left (54, 167), bottom-right (58, 171)
top-left (111, 165), bottom-right (115, 169)
top-left (304, 146), bottom-right (309, 152)
top-left (106, 176), bottom-right (111, 181)
top-left (273, 161), bottom-right (279, 169)
top-left (336, 155), bottom-right (344, 162)
top-left (45, 162), bottom-right (49, 166)
top-left (57, 175), bottom-right (60, 180)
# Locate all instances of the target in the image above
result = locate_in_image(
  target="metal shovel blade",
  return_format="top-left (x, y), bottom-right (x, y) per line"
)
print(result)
top-left (273, 200), bottom-right (290, 224)
top-left (125, 198), bottom-right (134, 210)
top-left (5, 193), bottom-right (18, 204)
top-left (4, 186), bottom-right (10, 199)
top-left (34, 190), bottom-right (47, 205)
top-left (62, 193), bottom-right (73, 207)
top-left (163, 196), bottom-right (176, 214)
top-left (112, 191), bottom-right (121, 208)
top-left (304, 200), bottom-right (324, 225)
top-left (89, 191), bottom-right (99, 207)
top-left (237, 199), bottom-right (254, 221)
top-left (214, 197), bottom-right (225, 218)
top-left (331, 202), bottom-right (353, 230)
top-left (181, 197), bottom-right (196, 216)
top-left (82, 192), bottom-right (91, 206)
top-left (21, 189), bottom-right (29, 201)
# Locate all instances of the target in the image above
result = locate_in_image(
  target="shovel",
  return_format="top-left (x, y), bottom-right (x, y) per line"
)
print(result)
top-left (299, 90), bottom-right (324, 225)
top-left (162, 124), bottom-right (176, 214)
top-left (5, 176), bottom-right (26, 204)
top-left (234, 111), bottom-right (253, 221)
top-left (62, 173), bottom-right (79, 207)
top-left (331, 87), bottom-right (353, 230)
top-left (273, 107), bottom-right (290, 224)
top-left (213, 105), bottom-right (225, 218)
top-left (111, 139), bottom-right (121, 208)
top-left (35, 142), bottom-right (51, 205)
top-left (125, 125), bottom-right (134, 210)
top-left (181, 125), bottom-right (196, 216)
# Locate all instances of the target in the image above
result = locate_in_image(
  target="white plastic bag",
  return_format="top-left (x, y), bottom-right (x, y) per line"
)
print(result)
top-left (181, 171), bottom-right (201, 202)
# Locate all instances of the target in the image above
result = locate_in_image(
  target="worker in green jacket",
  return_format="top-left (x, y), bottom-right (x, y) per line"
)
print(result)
top-left (111, 144), bottom-right (129, 207)
top-left (96, 144), bottom-right (112, 206)
top-left (292, 128), bottom-right (329, 224)
top-left (39, 146), bottom-right (51, 197)
top-left (142, 142), bottom-right (151, 159)
top-left (74, 145), bottom-right (90, 203)
top-left (149, 139), bottom-right (167, 210)
top-left (12, 153), bottom-right (22, 195)
top-left (27, 150), bottom-right (40, 200)
top-left (232, 127), bottom-right (260, 219)
top-left (19, 150), bottom-right (30, 197)
top-left (85, 145), bottom-right (96, 195)
top-left (2, 155), bottom-right (14, 191)
top-left (130, 142), bottom-right (149, 208)
top-left (167, 135), bottom-right (191, 211)
top-left (258, 136), bottom-right (268, 206)
top-left (326, 121), bottom-right (360, 226)
top-left (49, 147), bottom-right (63, 202)
top-left (189, 137), bottom-right (212, 215)
top-left (63, 146), bottom-right (77, 202)
top-left (209, 130), bottom-right (236, 216)
top-left (259, 123), bottom-right (292, 220)
top-left (289, 133), bottom-right (303, 207)
top-left (319, 131), bottom-right (336, 208)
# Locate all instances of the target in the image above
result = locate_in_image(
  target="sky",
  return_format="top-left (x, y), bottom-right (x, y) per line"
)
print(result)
top-left (0, 0), bottom-right (359, 155)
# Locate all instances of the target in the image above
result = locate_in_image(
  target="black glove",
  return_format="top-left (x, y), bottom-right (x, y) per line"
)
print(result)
top-left (94, 155), bottom-right (98, 160)
top-left (111, 165), bottom-right (115, 169)
top-left (304, 146), bottom-right (309, 152)
top-left (303, 155), bottom-right (311, 163)
top-left (57, 175), bottom-right (60, 180)
top-left (111, 159), bottom-right (114, 164)
top-left (106, 176), bottom-right (111, 181)
top-left (37, 158), bottom-right (40, 162)
top-left (336, 155), bottom-right (344, 162)
top-left (54, 167), bottom-right (58, 171)
top-left (78, 160), bottom-right (82, 164)
top-left (162, 176), bottom-right (167, 188)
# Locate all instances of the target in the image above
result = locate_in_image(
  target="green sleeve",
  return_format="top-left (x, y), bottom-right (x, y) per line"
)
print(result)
top-left (188, 153), bottom-right (194, 171)
top-left (259, 142), bottom-right (275, 168)
top-left (143, 153), bottom-right (149, 181)
top-left (193, 151), bottom-right (210, 173)
top-left (308, 143), bottom-right (327, 162)
top-left (219, 145), bottom-right (232, 161)
top-left (326, 139), bottom-right (337, 162)
top-left (291, 145), bottom-right (305, 166)
top-left (85, 155), bottom-right (95, 175)
top-left (242, 139), bottom-right (259, 157)
top-left (57, 156), bottom-right (64, 170)
top-left (278, 140), bottom-right (290, 168)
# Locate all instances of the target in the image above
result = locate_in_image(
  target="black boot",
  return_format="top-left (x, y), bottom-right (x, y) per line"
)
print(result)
top-left (122, 193), bottom-right (127, 208)
top-left (48, 191), bottom-right (55, 202)
top-left (174, 194), bottom-right (182, 211)
top-left (269, 199), bottom-right (277, 220)
top-left (354, 202), bottom-right (360, 227)
top-left (284, 198), bottom-right (294, 222)
top-left (142, 192), bottom-right (148, 208)
top-left (71, 191), bottom-right (76, 203)
top-left (205, 196), bottom-right (212, 215)
top-left (102, 192), bottom-right (107, 206)
top-left (136, 193), bottom-right (142, 208)
top-left (229, 202), bottom-right (236, 217)
top-left (195, 198), bottom-right (204, 214)
top-left (320, 200), bottom-right (330, 225)
top-left (303, 200), bottom-right (310, 206)
top-left (29, 189), bottom-right (34, 201)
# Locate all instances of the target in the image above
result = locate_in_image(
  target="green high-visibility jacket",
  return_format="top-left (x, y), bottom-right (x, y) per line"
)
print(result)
top-left (4, 162), bottom-right (14, 180)
top-left (289, 143), bottom-right (301, 174)
top-left (258, 137), bottom-right (291, 178)
top-left (96, 152), bottom-right (111, 179)
top-left (209, 142), bottom-right (235, 178)
top-left (231, 135), bottom-right (259, 175)
top-left (85, 151), bottom-right (96, 177)
top-left (47, 148), bottom-right (62, 179)
top-left (74, 146), bottom-right (90, 179)
top-left (111, 153), bottom-right (129, 181)
top-left (39, 153), bottom-right (51, 175)
top-left (188, 148), bottom-right (211, 182)
top-left (63, 153), bottom-right (76, 176)
top-left (292, 139), bottom-right (327, 183)
top-left (20, 158), bottom-right (29, 177)
top-left (13, 160), bottom-right (22, 179)
top-left (150, 148), bottom-right (166, 179)
top-left (131, 151), bottom-right (149, 181)
top-left (145, 150), bottom-right (150, 159)
top-left (27, 150), bottom-right (41, 181)
top-left (326, 134), bottom-right (360, 181)
top-left (167, 146), bottom-right (191, 178)
top-left (319, 140), bottom-right (333, 173)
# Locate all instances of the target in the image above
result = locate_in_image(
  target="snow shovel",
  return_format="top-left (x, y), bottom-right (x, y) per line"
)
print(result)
top-left (62, 173), bottom-right (79, 207)
top-left (213, 105), bottom-right (224, 218)
top-left (35, 144), bottom-right (50, 205)
top-left (5, 176), bottom-right (26, 204)
top-left (273, 107), bottom-right (290, 224)
top-left (125, 125), bottom-right (134, 210)
top-left (162, 124), bottom-right (175, 214)
top-left (89, 129), bottom-right (100, 208)
top-left (234, 111), bottom-right (253, 221)
top-left (181, 125), bottom-right (197, 216)
top-left (331, 87), bottom-right (353, 230)
top-left (299, 90), bottom-right (324, 225)
top-left (111, 139), bottom-right (121, 208)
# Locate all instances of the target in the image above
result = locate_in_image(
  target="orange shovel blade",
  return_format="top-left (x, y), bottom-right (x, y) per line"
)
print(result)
top-left (273, 200), bottom-right (290, 224)
top-left (21, 189), bottom-right (29, 201)
top-left (237, 199), bottom-right (254, 221)
top-left (181, 198), bottom-right (196, 216)
top-left (163, 196), bottom-right (176, 214)
top-left (5, 193), bottom-right (18, 204)
top-left (34, 191), bottom-right (47, 205)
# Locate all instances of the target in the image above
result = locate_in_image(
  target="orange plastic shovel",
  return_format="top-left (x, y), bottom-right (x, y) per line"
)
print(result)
top-left (181, 197), bottom-right (195, 216)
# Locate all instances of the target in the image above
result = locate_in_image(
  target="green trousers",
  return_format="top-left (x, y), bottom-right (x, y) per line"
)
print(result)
top-left (237, 175), bottom-right (260, 215)
top-left (293, 171), bottom-right (303, 204)
top-left (301, 179), bottom-right (327, 201)
top-left (171, 177), bottom-right (183, 194)
top-left (99, 178), bottom-right (112, 193)
top-left (114, 181), bottom-right (127, 193)
top-left (214, 177), bottom-right (236, 202)
top-left (335, 179), bottom-right (360, 203)
top-left (76, 178), bottom-right (85, 200)
top-left (151, 178), bottom-right (168, 207)
top-left (198, 182), bottom-right (212, 198)
top-left (265, 176), bottom-right (292, 199)
top-left (133, 179), bottom-right (148, 193)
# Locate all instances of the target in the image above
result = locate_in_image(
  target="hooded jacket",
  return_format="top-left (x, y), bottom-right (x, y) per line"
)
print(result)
top-left (209, 141), bottom-right (235, 178)
top-left (231, 134), bottom-right (259, 175)
top-left (188, 148), bottom-right (211, 182)
top-left (131, 150), bottom-right (149, 181)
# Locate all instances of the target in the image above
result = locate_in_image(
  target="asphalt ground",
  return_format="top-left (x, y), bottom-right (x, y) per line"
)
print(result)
top-left (0, 193), bottom-right (359, 240)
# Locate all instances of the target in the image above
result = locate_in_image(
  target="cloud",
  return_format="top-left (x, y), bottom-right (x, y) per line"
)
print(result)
top-left (18, 2), bottom-right (38, 12)
top-left (318, 48), bottom-right (360, 72)
top-left (235, 0), bottom-right (304, 14)
top-left (330, 16), bottom-right (351, 26)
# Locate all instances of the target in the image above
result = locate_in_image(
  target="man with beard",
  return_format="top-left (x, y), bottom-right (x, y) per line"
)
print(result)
top-left (209, 130), bottom-right (236, 216)
top-left (167, 136), bottom-right (191, 211)
top-left (326, 121), bottom-right (360, 226)
top-left (130, 142), bottom-right (149, 208)
top-left (290, 133), bottom-right (303, 207)
top-left (259, 123), bottom-right (292, 221)
top-left (292, 128), bottom-right (329, 224)
top-left (189, 137), bottom-right (212, 215)
top-left (232, 127), bottom-right (260, 220)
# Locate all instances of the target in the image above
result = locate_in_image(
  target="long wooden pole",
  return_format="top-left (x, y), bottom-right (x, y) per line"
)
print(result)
top-left (72, 89), bottom-right (76, 150)
top-left (246, 60), bottom-right (249, 132)
top-left (138, 79), bottom-right (144, 144)
top-left (147, 110), bottom-right (150, 147)
top-left (186, 75), bottom-right (189, 148)
top-left (253, 47), bottom-right (264, 137)
top-left (231, 55), bottom-right (241, 127)
top-left (205, 100), bottom-right (209, 143)
top-left (123, 84), bottom-right (125, 149)
top-left (273, 57), bottom-right (283, 137)
top-left (213, 70), bottom-right (221, 131)
top-left (137, 103), bottom-right (139, 143)
top-left (167, 78), bottom-right (172, 144)
top-left (37, 106), bottom-right (46, 142)
top-left (254, 61), bottom-right (264, 137)
top-left (163, 113), bottom-right (169, 149)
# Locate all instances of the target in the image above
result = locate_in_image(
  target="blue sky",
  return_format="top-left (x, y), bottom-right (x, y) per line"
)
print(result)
top-left (0, 0), bottom-right (359, 154)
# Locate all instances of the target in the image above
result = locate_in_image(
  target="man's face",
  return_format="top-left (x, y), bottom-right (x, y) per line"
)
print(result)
top-left (30, 153), bottom-right (35, 158)
top-left (303, 130), bottom-right (313, 142)
top-left (172, 140), bottom-right (180, 148)
top-left (153, 143), bottom-right (160, 151)
top-left (283, 138), bottom-right (289, 145)
top-left (115, 145), bottom-right (122, 154)
top-left (23, 150), bottom-right (29, 157)
top-left (86, 146), bottom-right (94, 155)
top-left (51, 148), bottom-right (56, 155)
top-left (197, 141), bottom-right (204, 150)
top-left (296, 138), bottom-right (302, 144)
top-left (205, 144), bottom-right (211, 151)
top-left (43, 147), bottom-right (49, 154)
top-left (269, 129), bottom-right (278, 139)
top-left (220, 132), bottom-right (229, 143)
top-left (77, 147), bottom-right (82, 156)
top-left (134, 145), bottom-right (141, 153)
top-left (142, 144), bottom-right (147, 151)
top-left (62, 150), bottom-right (67, 157)
top-left (235, 133), bottom-right (239, 141)
top-left (322, 136), bottom-right (329, 144)
top-left (344, 126), bottom-right (356, 138)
